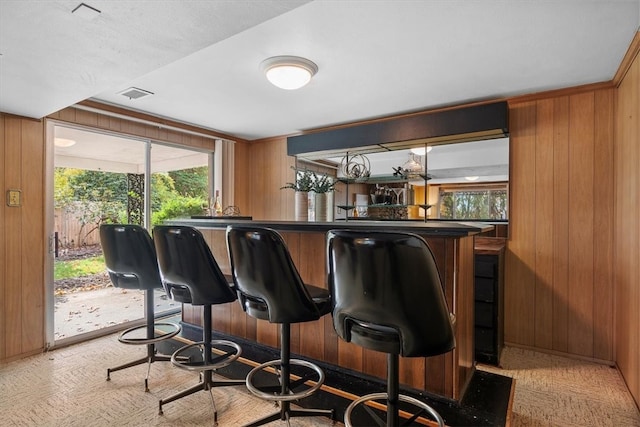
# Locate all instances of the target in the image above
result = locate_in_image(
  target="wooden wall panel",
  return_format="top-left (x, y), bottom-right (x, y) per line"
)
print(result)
top-left (294, 232), bottom-right (329, 360)
top-left (592, 89), bottom-right (614, 362)
top-left (505, 101), bottom-right (537, 347)
top-left (233, 140), bottom-right (251, 217)
top-left (614, 45), bottom-right (640, 406)
top-left (248, 136), bottom-right (295, 221)
top-left (21, 119), bottom-right (45, 353)
top-left (4, 117), bottom-right (25, 357)
top-left (534, 99), bottom-right (554, 350)
top-left (506, 88), bottom-right (615, 362)
top-left (48, 105), bottom-right (220, 151)
top-left (1, 115), bottom-right (45, 361)
top-left (552, 96), bottom-right (570, 353)
top-left (455, 236), bottom-right (476, 397)
top-left (0, 115), bottom-right (4, 361)
top-left (567, 92), bottom-right (595, 357)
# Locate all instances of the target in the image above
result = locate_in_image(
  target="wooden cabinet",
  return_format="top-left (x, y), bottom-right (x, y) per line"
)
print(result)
top-left (474, 239), bottom-right (505, 365)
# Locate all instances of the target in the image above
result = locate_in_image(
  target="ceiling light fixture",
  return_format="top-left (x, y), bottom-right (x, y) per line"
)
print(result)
top-left (261, 56), bottom-right (318, 90)
top-left (410, 146), bottom-right (433, 155)
top-left (465, 176), bottom-right (479, 181)
top-left (54, 138), bottom-right (76, 147)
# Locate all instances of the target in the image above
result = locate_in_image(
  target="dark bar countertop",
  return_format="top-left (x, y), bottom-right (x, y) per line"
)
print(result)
top-left (167, 217), bottom-right (494, 237)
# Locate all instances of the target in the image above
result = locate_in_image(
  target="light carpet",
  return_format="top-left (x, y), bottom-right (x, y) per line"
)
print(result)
top-left (1, 334), bottom-right (639, 426)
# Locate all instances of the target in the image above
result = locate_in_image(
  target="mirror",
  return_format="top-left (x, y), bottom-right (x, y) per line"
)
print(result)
top-left (298, 136), bottom-right (509, 229)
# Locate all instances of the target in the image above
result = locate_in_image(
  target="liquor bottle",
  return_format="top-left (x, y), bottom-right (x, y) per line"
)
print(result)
top-left (213, 190), bottom-right (222, 216)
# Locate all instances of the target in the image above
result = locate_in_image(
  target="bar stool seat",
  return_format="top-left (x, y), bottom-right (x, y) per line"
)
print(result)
top-left (227, 225), bottom-right (335, 427)
top-left (327, 229), bottom-right (456, 427)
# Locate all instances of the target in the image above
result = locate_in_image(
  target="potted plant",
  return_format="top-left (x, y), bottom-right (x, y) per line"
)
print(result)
top-left (281, 168), bottom-right (315, 221)
top-left (311, 173), bottom-right (336, 194)
top-left (311, 173), bottom-right (335, 222)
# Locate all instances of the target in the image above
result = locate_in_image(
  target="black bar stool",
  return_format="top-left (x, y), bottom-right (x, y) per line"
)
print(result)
top-left (327, 229), bottom-right (456, 427)
top-left (153, 225), bottom-right (244, 424)
top-left (226, 225), bottom-right (335, 427)
top-left (99, 224), bottom-right (181, 392)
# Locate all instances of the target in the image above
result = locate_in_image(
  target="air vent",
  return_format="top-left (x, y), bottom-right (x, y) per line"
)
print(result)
top-left (118, 87), bottom-right (154, 100)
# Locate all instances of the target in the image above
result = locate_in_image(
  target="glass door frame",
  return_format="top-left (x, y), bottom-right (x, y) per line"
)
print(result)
top-left (44, 120), bottom-right (214, 349)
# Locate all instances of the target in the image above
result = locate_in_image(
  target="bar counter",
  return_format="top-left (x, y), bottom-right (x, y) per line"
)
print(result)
top-left (165, 218), bottom-right (493, 402)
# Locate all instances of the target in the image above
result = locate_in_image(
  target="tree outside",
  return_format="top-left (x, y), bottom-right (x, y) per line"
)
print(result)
top-left (55, 166), bottom-right (209, 247)
top-left (439, 188), bottom-right (507, 220)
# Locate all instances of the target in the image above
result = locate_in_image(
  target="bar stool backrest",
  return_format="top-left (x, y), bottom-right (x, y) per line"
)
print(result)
top-left (100, 224), bottom-right (161, 291)
top-left (226, 225), bottom-right (321, 324)
top-left (153, 225), bottom-right (236, 306)
top-left (327, 229), bottom-right (455, 358)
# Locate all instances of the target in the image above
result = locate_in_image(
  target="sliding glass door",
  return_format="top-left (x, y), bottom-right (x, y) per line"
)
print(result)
top-left (47, 123), bottom-right (212, 347)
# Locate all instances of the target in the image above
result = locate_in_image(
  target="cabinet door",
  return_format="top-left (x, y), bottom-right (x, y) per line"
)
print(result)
top-left (475, 327), bottom-right (496, 353)
top-left (475, 301), bottom-right (494, 328)
top-left (475, 254), bottom-right (497, 278)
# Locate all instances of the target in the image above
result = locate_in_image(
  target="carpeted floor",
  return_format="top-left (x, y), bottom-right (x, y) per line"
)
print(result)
top-left (0, 335), bottom-right (334, 427)
top-left (479, 347), bottom-right (640, 426)
top-left (0, 334), bottom-right (638, 426)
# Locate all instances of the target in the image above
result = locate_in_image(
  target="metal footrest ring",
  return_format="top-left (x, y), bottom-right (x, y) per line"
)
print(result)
top-left (171, 340), bottom-right (242, 372)
top-left (118, 322), bottom-right (181, 345)
top-left (246, 359), bottom-right (325, 402)
top-left (344, 392), bottom-right (444, 427)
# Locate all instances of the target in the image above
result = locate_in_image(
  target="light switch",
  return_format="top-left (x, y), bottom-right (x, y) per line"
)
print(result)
top-left (7, 189), bottom-right (21, 207)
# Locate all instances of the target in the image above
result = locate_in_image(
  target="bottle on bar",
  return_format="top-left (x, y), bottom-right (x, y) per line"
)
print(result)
top-left (213, 190), bottom-right (222, 216)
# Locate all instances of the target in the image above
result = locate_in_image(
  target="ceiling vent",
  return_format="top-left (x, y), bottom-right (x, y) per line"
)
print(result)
top-left (118, 87), bottom-right (154, 100)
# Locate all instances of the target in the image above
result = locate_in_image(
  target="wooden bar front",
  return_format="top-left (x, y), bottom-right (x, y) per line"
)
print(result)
top-left (169, 219), bottom-right (485, 402)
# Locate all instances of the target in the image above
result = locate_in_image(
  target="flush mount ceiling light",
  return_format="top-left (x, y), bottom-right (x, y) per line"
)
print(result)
top-left (465, 176), bottom-right (480, 181)
top-left (261, 56), bottom-right (318, 90)
top-left (410, 146), bottom-right (433, 155)
top-left (54, 138), bottom-right (76, 147)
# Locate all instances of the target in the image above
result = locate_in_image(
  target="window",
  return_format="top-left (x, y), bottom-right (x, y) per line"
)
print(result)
top-left (439, 184), bottom-right (508, 220)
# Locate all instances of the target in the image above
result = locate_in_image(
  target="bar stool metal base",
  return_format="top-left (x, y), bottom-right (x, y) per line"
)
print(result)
top-left (106, 298), bottom-right (181, 392)
top-left (344, 392), bottom-right (444, 427)
top-left (158, 339), bottom-right (244, 424)
top-left (244, 406), bottom-right (335, 427)
top-left (246, 359), bottom-right (325, 401)
top-left (117, 321), bottom-right (181, 345)
top-left (242, 323), bottom-right (334, 427)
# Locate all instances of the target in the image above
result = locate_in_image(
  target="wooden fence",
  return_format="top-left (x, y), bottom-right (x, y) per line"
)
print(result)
top-left (54, 207), bottom-right (101, 248)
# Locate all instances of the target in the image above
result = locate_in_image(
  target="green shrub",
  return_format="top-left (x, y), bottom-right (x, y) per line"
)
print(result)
top-left (152, 196), bottom-right (205, 226)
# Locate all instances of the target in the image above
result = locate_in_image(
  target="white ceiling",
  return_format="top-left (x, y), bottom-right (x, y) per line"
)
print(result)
top-left (1, 1), bottom-right (639, 142)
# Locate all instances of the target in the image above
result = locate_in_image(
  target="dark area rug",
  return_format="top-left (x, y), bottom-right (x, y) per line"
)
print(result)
top-left (157, 321), bottom-right (513, 426)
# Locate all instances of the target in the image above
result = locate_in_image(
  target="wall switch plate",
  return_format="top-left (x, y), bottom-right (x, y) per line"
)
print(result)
top-left (6, 189), bottom-right (21, 207)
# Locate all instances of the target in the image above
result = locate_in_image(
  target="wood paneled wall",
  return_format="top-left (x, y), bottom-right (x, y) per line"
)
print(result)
top-left (506, 89), bottom-right (615, 361)
top-left (232, 139), bottom-right (252, 217)
top-left (614, 42), bottom-right (640, 405)
top-left (248, 136), bottom-right (296, 220)
top-left (48, 106), bottom-right (219, 151)
top-left (0, 114), bottom-right (45, 361)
